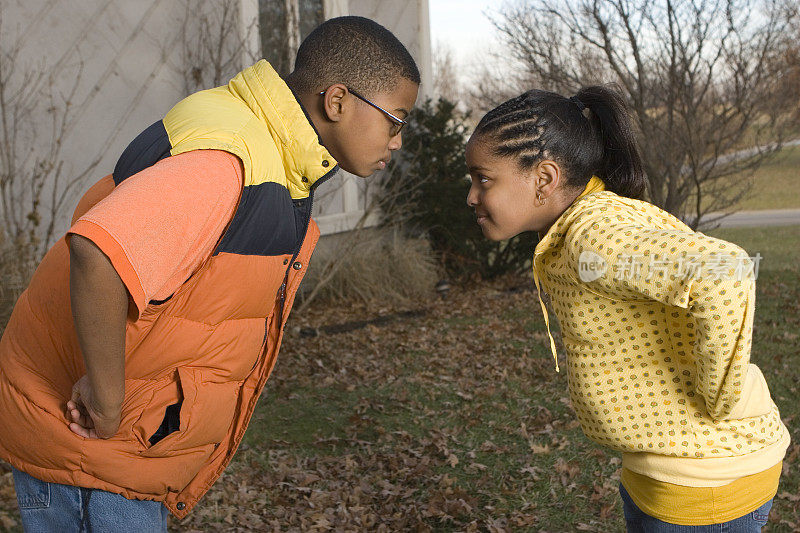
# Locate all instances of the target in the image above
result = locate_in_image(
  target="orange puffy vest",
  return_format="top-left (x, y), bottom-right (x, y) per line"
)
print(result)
top-left (0, 61), bottom-right (337, 517)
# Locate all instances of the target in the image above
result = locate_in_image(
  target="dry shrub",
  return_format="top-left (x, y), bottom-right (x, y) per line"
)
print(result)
top-left (0, 237), bottom-right (34, 336)
top-left (300, 227), bottom-right (439, 308)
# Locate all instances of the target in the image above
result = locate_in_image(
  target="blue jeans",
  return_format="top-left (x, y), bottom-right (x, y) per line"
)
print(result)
top-left (12, 467), bottom-right (168, 532)
top-left (620, 483), bottom-right (772, 532)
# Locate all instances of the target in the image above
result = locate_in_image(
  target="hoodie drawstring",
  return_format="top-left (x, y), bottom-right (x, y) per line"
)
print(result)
top-left (529, 176), bottom-right (606, 373)
top-left (532, 255), bottom-right (559, 372)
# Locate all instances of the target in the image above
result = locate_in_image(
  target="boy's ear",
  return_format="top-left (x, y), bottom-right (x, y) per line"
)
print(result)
top-left (535, 160), bottom-right (563, 196)
top-left (320, 84), bottom-right (349, 123)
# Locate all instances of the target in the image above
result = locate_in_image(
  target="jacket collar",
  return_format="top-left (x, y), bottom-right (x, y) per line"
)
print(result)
top-left (226, 60), bottom-right (337, 195)
top-left (534, 175), bottom-right (607, 258)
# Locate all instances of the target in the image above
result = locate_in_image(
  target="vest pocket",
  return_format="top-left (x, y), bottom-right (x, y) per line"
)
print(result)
top-left (139, 367), bottom-right (240, 457)
top-left (148, 401), bottom-right (182, 445)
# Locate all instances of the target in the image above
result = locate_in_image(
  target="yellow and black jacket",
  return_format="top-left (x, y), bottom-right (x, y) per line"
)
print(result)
top-left (0, 60), bottom-right (337, 517)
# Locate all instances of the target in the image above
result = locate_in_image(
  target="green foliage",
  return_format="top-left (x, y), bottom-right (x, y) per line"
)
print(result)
top-left (382, 98), bottom-right (538, 279)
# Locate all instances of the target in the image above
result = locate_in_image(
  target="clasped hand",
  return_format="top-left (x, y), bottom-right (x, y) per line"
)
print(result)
top-left (65, 375), bottom-right (121, 439)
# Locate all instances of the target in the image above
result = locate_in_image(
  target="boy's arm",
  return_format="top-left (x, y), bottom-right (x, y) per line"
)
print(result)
top-left (63, 150), bottom-right (243, 439)
top-left (564, 217), bottom-right (756, 421)
top-left (66, 234), bottom-right (127, 439)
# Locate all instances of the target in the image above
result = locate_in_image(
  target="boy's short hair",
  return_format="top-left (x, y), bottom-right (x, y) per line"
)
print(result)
top-left (291, 16), bottom-right (420, 96)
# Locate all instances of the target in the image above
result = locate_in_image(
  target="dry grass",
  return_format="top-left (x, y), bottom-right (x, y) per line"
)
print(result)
top-left (298, 227), bottom-right (440, 310)
top-left (0, 239), bottom-right (34, 337)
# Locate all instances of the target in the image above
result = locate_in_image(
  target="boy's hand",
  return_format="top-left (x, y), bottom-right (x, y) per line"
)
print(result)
top-left (66, 375), bottom-right (121, 439)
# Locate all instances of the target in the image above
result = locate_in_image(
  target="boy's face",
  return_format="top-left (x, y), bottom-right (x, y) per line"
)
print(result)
top-left (465, 137), bottom-right (545, 240)
top-left (321, 79), bottom-right (419, 177)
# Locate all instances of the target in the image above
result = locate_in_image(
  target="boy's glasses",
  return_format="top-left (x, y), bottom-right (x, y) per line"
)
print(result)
top-left (318, 87), bottom-right (407, 137)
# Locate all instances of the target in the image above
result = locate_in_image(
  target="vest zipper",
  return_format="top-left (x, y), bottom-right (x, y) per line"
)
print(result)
top-left (273, 281), bottom-right (287, 337)
top-left (270, 165), bottom-right (339, 337)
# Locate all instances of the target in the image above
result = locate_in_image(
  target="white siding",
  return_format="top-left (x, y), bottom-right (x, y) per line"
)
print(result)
top-left (1, 0), bottom-right (431, 238)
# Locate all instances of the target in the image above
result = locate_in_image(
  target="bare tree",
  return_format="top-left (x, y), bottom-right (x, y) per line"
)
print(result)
top-left (0, 11), bottom-right (102, 269)
top-left (178, 0), bottom-right (261, 94)
top-left (491, 0), bottom-right (798, 227)
top-left (433, 42), bottom-right (461, 104)
top-left (284, 0), bottom-right (300, 73)
top-left (176, 0), bottom-right (312, 93)
top-left (777, 0), bottom-right (800, 122)
top-left (260, 0), bottom-right (323, 78)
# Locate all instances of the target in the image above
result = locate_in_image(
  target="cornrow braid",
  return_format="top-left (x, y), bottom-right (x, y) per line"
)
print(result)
top-left (473, 86), bottom-right (646, 199)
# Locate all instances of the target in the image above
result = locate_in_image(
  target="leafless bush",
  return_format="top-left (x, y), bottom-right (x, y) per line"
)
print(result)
top-left (177, 0), bottom-right (261, 94)
top-left (0, 6), bottom-right (108, 332)
top-left (300, 227), bottom-right (439, 308)
top-left (0, 13), bottom-right (101, 266)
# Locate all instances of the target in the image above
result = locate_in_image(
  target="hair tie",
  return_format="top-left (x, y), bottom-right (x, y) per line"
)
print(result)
top-left (569, 95), bottom-right (586, 112)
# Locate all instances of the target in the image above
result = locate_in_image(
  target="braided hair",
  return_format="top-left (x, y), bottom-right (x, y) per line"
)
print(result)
top-left (473, 86), bottom-right (646, 199)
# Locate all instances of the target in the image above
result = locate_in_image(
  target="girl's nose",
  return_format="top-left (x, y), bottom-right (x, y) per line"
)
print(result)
top-left (466, 185), bottom-right (479, 207)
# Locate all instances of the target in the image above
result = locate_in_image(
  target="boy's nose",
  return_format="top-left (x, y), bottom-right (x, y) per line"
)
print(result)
top-left (388, 132), bottom-right (402, 151)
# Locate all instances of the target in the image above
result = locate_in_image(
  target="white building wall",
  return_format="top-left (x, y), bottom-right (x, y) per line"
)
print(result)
top-left (3, 0), bottom-right (192, 239)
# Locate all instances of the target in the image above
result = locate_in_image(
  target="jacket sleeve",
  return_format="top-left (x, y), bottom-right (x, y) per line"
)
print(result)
top-left (67, 150), bottom-right (242, 320)
top-left (563, 217), bottom-right (757, 420)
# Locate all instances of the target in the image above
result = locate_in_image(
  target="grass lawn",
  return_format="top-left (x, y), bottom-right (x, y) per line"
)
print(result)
top-left (182, 225), bottom-right (800, 531)
top-left (728, 145), bottom-right (800, 211)
top-left (1, 227), bottom-right (798, 531)
top-left (706, 225), bottom-right (800, 272)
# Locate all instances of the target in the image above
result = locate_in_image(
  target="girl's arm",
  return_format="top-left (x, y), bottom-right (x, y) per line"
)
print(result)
top-left (565, 220), bottom-right (757, 421)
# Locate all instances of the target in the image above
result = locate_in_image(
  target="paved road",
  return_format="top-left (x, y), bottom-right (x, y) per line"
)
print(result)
top-left (697, 139), bottom-right (800, 229)
top-left (699, 208), bottom-right (800, 229)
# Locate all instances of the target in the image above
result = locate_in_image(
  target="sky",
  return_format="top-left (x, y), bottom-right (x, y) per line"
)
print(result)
top-left (427, 0), bottom-right (503, 74)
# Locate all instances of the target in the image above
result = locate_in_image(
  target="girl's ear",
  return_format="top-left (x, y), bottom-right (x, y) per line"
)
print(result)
top-left (534, 160), bottom-right (563, 197)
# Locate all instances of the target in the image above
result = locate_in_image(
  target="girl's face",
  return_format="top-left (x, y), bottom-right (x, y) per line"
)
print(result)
top-left (465, 137), bottom-right (552, 240)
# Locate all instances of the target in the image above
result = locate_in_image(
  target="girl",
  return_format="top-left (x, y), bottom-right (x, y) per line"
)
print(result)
top-left (465, 86), bottom-right (789, 531)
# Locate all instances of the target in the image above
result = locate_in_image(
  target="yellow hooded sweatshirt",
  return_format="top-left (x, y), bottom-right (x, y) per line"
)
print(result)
top-left (532, 177), bottom-right (789, 524)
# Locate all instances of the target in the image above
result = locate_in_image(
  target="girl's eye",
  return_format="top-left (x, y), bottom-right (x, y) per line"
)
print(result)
top-left (480, 176), bottom-right (489, 184)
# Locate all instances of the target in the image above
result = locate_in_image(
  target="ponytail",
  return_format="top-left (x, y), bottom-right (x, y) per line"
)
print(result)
top-left (473, 84), bottom-right (647, 200)
top-left (575, 85), bottom-right (646, 199)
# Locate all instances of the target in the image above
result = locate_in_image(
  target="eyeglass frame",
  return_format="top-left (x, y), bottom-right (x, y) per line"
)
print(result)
top-left (318, 86), bottom-right (407, 136)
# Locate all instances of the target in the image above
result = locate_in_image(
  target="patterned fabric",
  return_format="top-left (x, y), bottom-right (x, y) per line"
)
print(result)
top-left (533, 180), bottom-right (789, 486)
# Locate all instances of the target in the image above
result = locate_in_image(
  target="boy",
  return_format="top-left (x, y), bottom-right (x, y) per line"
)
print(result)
top-left (0, 16), bottom-right (419, 531)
